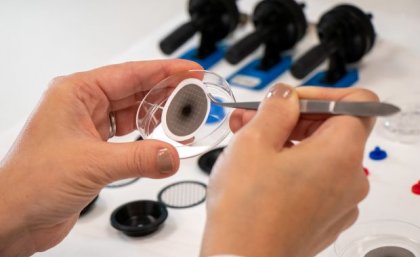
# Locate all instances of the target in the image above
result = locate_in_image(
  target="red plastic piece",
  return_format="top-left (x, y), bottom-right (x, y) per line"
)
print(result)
top-left (412, 181), bottom-right (420, 195)
top-left (363, 167), bottom-right (369, 176)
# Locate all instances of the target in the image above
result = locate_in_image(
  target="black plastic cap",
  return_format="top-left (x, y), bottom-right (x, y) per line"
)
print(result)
top-left (291, 4), bottom-right (376, 80)
top-left (225, 0), bottom-right (307, 65)
top-left (110, 200), bottom-right (168, 237)
top-left (317, 4), bottom-right (376, 63)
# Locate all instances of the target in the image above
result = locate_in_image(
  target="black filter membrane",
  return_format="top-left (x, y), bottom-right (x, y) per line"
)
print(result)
top-left (165, 83), bottom-right (209, 138)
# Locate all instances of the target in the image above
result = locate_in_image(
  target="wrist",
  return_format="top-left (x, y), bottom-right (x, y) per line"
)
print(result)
top-left (0, 167), bottom-right (35, 257)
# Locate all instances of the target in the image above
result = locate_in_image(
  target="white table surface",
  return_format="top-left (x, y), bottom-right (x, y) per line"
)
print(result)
top-left (1, 0), bottom-right (420, 256)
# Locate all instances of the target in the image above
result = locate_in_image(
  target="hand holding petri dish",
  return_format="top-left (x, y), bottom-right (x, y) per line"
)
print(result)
top-left (136, 70), bottom-right (235, 158)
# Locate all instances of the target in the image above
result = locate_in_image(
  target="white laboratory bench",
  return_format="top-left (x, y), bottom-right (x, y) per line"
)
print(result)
top-left (0, 0), bottom-right (419, 257)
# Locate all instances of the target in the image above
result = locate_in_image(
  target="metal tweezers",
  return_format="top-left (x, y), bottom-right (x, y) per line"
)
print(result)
top-left (208, 95), bottom-right (400, 117)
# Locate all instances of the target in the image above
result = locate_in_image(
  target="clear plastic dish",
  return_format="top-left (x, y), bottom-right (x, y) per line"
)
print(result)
top-left (136, 70), bottom-right (235, 158)
top-left (334, 220), bottom-right (420, 257)
top-left (106, 178), bottom-right (139, 188)
top-left (379, 92), bottom-right (420, 144)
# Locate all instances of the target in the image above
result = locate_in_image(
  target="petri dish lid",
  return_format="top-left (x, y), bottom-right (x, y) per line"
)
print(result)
top-left (334, 219), bottom-right (420, 257)
top-left (136, 70), bottom-right (235, 158)
top-left (379, 92), bottom-right (420, 144)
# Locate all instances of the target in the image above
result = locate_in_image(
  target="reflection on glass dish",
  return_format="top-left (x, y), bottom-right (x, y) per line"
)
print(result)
top-left (380, 92), bottom-right (420, 144)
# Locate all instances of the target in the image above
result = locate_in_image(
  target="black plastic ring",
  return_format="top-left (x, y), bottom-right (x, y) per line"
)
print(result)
top-left (110, 200), bottom-right (168, 237)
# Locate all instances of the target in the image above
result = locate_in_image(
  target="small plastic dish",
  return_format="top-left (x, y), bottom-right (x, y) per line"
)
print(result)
top-left (136, 70), bottom-right (235, 158)
top-left (379, 92), bottom-right (420, 144)
top-left (334, 220), bottom-right (420, 257)
top-left (110, 200), bottom-right (168, 237)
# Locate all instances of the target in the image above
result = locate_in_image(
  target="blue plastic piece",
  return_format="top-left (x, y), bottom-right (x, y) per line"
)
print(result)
top-left (206, 97), bottom-right (225, 124)
top-left (369, 146), bottom-right (388, 161)
top-left (227, 56), bottom-right (292, 91)
top-left (179, 45), bottom-right (226, 70)
top-left (303, 68), bottom-right (359, 88)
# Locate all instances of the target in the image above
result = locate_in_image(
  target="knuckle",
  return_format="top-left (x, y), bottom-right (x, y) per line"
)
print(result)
top-left (236, 128), bottom-right (263, 145)
top-left (355, 88), bottom-right (380, 102)
top-left (128, 144), bottom-right (151, 177)
top-left (47, 75), bottom-right (67, 88)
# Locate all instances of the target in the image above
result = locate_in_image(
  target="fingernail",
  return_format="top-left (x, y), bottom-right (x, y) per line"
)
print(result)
top-left (157, 148), bottom-right (174, 174)
top-left (266, 84), bottom-right (293, 99)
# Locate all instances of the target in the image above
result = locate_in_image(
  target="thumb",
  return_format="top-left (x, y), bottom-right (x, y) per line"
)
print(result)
top-left (245, 83), bottom-right (300, 149)
top-left (92, 139), bottom-right (180, 185)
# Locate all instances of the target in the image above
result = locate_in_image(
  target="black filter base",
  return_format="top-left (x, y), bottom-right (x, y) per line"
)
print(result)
top-left (198, 147), bottom-right (225, 175)
top-left (110, 200), bottom-right (168, 237)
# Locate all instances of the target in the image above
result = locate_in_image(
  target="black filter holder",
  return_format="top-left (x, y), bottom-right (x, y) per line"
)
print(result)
top-left (198, 146), bottom-right (225, 175)
top-left (225, 0), bottom-right (307, 70)
top-left (159, 0), bottom-right (240, 59)
top-left (290, 4), bottom-right (376, 84)
top-left (110, 200), bottom-right (168, 237)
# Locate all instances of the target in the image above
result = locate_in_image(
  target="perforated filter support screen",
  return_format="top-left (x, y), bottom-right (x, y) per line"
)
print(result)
top-left (158, 181), bottom-right (207, 209)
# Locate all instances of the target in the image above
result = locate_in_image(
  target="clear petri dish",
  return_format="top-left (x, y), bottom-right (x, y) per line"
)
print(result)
top-left (106, 178), bottom-right (140, 188)
top-left (136, 70), bottom-right (235, 158)
top-left (379, 92), bottom-right (420, 144)
top-left (334, 220), bottom-right (420, 257)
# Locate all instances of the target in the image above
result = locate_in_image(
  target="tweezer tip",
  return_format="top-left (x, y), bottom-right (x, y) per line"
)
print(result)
top-left (381, 103), bottom-right (401, 116)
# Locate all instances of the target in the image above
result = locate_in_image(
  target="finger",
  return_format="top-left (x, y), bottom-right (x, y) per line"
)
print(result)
top-left (91, 140), bottom-right (180, 185)
top-left (110, 82), bottom-right (177, 112)
top-left (243, 84), bottom-right (300, 149)
top-left (294, 87), bottom-right (379, 145)
top-left (229, 109), bottom-right (257, 133)
top-left (113, 104), bottom-right (138, 136)
top-left (76, 59), bottom-right (202, 102)
top-left (289, 119), bottom-right (324, 141)
top-left (297, 86), bottom-right (369, 101)
top-left (112, 87), bottom-right (177, 137)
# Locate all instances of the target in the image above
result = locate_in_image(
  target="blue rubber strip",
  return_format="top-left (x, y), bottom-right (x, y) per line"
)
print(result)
top-left (179, 45), bottom-right (226, 70)
top-left (303, 68), bottom-right (359, 88)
